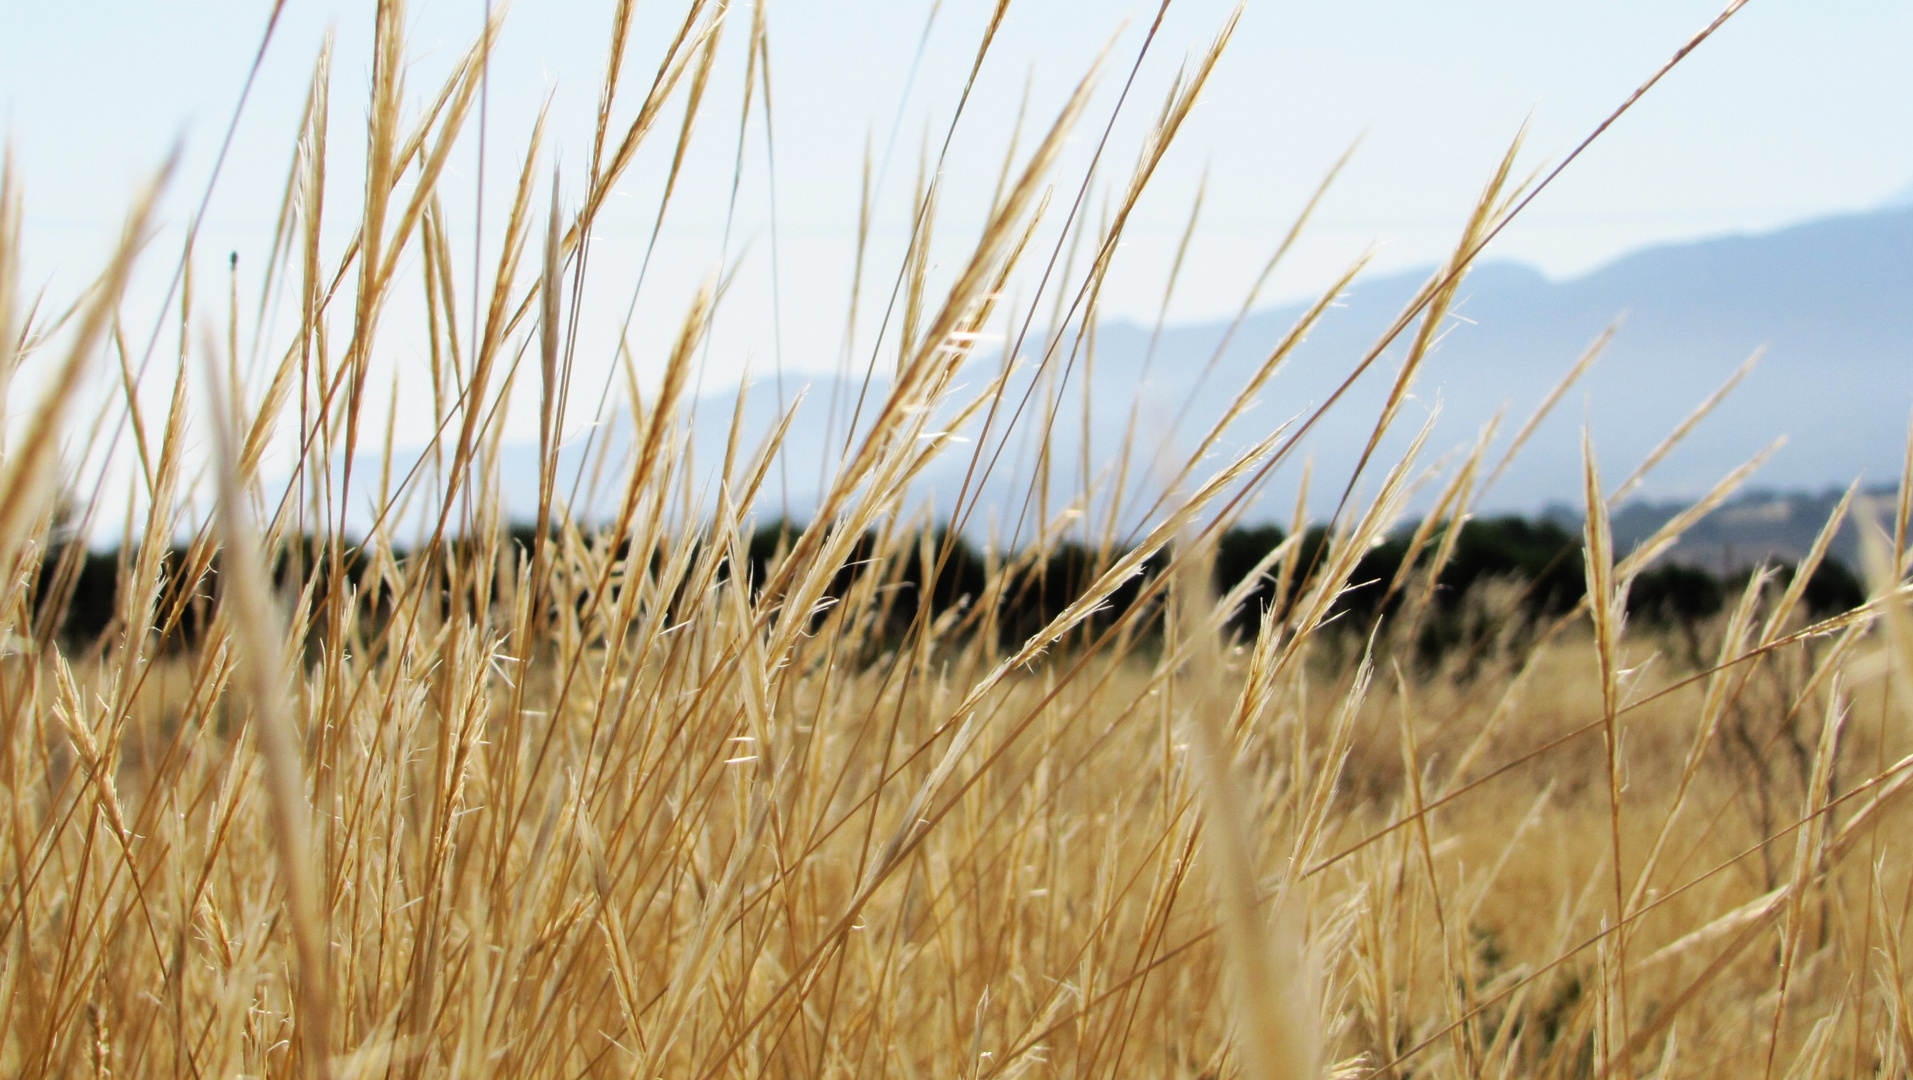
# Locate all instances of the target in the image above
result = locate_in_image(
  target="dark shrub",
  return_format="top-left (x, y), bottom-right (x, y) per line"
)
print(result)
top-left (1628, 564), bottom-right (1725, 626)
top-left (1215, 523), bottom-right (1288, 631)
top-left (1795, 557), bottom-right (1865, 618)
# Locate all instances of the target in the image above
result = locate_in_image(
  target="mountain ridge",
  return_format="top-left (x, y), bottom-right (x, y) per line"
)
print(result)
top-left (465, 199), bottom-right (1913, 542)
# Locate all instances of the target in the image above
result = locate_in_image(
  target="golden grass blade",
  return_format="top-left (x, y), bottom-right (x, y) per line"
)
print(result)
top-left (1581, 428), bottom-right (1636, 1078)
top-left (1180, 541), bottom-right (1321, 1080)
top-left (1609, 347), bottom-right (1761, 507)
top-left (1478, 322), bottom-right (1612, 501)
top-left (207, 345), bottom-right (333, 1080)
top-left (1615, 438), bottom-right (1784, 581)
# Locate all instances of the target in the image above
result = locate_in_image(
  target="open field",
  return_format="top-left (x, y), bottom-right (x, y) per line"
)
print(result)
top-left (6, 3), bottom-right (1913, 1079)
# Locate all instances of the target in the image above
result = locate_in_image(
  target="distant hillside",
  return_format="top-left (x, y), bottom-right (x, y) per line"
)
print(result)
top-left (481, 201), bottom-right (1913, 536)
top-left (1588, 486), bottom-right (1906, 576)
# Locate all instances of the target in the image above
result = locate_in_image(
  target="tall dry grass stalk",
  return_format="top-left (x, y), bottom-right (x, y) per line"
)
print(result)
top-left (4, 3), bottom-right (1911, 1079)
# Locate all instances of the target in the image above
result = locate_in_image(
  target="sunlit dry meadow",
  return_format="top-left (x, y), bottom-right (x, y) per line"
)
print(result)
top-left (6, 2), bottom-right (1913, 1079)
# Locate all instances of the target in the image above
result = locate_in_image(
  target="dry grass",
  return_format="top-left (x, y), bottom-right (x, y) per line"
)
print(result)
top-left (4, 2), bottom-right (1913, 1078)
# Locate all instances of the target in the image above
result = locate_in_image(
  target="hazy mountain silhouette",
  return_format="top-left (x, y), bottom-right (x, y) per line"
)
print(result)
top-left (487, 200), bottom-right (1913, 537)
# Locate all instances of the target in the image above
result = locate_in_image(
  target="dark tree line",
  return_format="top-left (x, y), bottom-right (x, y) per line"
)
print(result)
top-left (30, 515), bottom-right (1866, 663)
top-left (1213, 516), bottom-right (1860, 663)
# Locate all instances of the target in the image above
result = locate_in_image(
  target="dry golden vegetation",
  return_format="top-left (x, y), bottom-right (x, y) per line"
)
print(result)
top-left (6, 2), bottom-right (1913, 1079)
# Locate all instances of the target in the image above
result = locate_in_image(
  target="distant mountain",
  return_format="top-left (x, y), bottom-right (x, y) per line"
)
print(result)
top-left (486, 201), bottom-right (1913, 539)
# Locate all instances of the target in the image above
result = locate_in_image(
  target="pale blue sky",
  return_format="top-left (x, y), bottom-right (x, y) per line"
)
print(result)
top-left (2, 0), bottom-right (1909, 445)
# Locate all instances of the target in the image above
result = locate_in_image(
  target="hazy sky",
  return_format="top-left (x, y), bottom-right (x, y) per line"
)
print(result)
top-left (3, 0), bottom-right (1910, 446)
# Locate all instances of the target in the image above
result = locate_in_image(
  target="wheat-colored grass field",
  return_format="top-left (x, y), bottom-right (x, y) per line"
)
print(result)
top-left (5, 2), bottom-right (1913, 1079)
